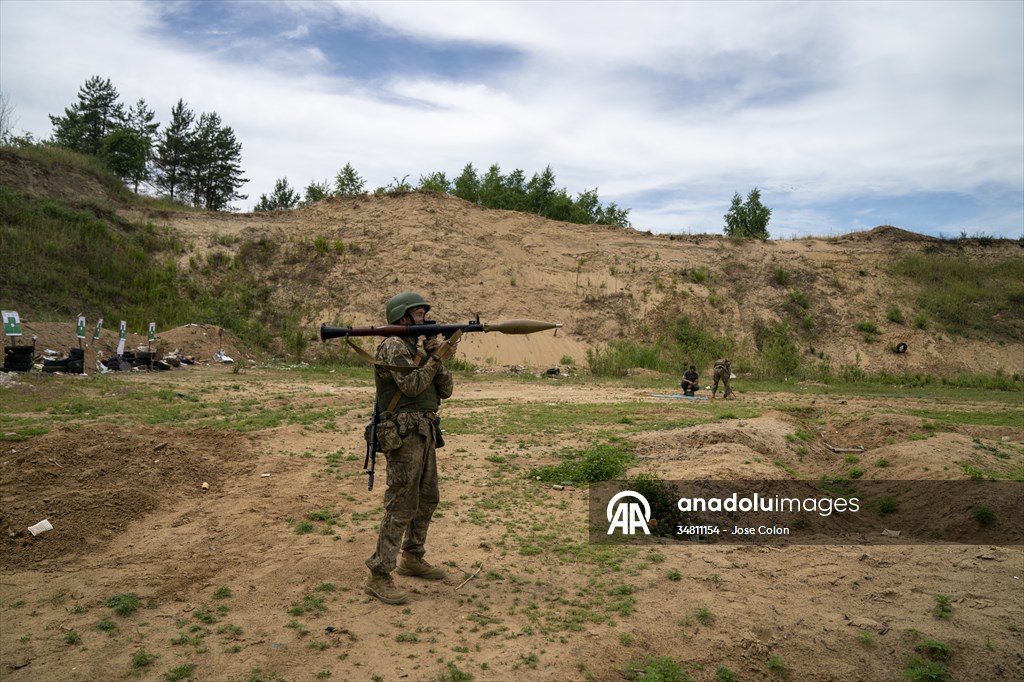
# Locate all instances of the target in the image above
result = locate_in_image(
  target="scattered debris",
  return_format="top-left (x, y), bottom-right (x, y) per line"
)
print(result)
top-left (823, 438), bottom-right (866, 454)
top-left (28, 519), bottom-right (53, 536)
top-left (457, 563), bottom-right (484, 591)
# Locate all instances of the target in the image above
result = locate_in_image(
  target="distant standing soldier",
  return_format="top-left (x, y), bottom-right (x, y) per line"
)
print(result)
top-left (711, 358), bottom-right (735, 399)
top-left (364, 292), bottom-right (459, 605)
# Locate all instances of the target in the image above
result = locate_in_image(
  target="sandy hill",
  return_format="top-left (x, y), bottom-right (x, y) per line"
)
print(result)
top-left (3, 149), bottom-right (1022, 376)
top-left (143, 194), bottom-right (1023, 376)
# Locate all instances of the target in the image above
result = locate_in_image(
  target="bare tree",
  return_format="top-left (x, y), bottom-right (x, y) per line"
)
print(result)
top-left (0, 90), bottom-right (19, 144)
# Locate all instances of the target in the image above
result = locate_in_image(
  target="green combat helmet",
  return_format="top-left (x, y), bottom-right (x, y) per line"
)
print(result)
top-left (386, 292), bottom-right (431, 324)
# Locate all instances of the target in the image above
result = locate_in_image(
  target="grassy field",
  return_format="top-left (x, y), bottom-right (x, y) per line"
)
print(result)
top-left (1, 366), bottom-right (1022, 681)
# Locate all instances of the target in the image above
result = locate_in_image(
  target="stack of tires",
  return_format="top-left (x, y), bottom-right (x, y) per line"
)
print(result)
top-left (134, 350), bottom-right (154, 369)
top-left (42, 348), bottom-right (86, 374)
top-left (3, 344), bottom-right (35, 372)
top-left (68, 348), bottom-right (84, 373)
top-left (102, 356), bottom-right (130, 371)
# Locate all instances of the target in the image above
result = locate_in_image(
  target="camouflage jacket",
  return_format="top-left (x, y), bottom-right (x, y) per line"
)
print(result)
top-left (375, 336), bottom-right (453, 416)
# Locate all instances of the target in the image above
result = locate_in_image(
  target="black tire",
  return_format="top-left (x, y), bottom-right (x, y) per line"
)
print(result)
top-left (68, 361), bottom-right (84, 374)
top-left (895, 342), bottom-right (908, 354)
top-left (69, 348), bottom-right (85, 359)
top-left (43, 359), bottom-right (69, 368)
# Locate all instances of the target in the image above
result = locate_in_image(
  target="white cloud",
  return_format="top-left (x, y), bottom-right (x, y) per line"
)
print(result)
top-left (1, 0), bottom-right (1020, 237)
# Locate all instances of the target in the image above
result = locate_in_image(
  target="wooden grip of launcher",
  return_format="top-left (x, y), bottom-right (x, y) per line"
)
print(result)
top-left (434, 329), bottom-right (463, 361)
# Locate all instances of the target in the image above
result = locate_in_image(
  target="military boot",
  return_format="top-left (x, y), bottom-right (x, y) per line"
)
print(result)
top-left (396, 553), bottom-right (446, 580)
top-left (364, 571), bottom-right (409, 604)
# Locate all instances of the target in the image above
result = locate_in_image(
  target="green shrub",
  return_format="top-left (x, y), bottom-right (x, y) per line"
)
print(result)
top-left (904, 656), bottom-right (951, 682)
top-left (887, 306), bottom-right (905, 324)
top-left (625, 655), bottom-right (693, 681)
top-left (787, 290), bottom-right (810, 309)
top-left (753, 322), bottom-right (800, 378)
top-left (105, 593), bottom-right (141, 617)
top-left (529, 442), bottom-right (634, 484)
top-left (972, 506), bottom-right (995, 525)
top-left (876, 496), bottom-right (898, 515)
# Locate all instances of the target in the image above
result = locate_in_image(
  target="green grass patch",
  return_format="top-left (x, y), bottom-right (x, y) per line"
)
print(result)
top-left (891, 252), bottom-right (1024, 339)
top-left (529, 441), bottom-right (635, 484)
top-left (105, 593), bottom-right (142, 617)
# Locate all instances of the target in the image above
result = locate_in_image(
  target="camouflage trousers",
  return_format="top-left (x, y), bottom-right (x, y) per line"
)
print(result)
top-left (712, 367), bottom-right (733, 397)
top-left (365, 412), bottom-right (440, 575)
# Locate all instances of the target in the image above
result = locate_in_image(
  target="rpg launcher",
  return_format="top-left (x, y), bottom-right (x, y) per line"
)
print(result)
top-left (320, 315), bottom-right (562, 342)
top-left (321, 314), bottom-right (562, 492)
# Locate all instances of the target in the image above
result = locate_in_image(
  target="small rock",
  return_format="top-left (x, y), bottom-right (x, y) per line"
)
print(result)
top-left (201, 482), bottom-right (209, 491)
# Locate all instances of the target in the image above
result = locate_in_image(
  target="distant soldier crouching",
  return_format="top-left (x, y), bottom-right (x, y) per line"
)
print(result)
top-left (711, 358), bottom-right (735, 400)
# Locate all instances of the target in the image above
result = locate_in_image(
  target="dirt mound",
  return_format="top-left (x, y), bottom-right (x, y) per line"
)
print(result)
top-left (6, 322), bottom-right (252, 372)
top-left (0, 424), bottom-right (256, 570)
top-left (847, 224), bottom-right (938, 242)
top-left (0, 149), bottom-right (124, 205)
top-left (157, 324), bottom-right (251, 363)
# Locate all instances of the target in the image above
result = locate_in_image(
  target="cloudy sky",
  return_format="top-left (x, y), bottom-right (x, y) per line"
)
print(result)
top-left (2, 0), bottom-right (1021, 238)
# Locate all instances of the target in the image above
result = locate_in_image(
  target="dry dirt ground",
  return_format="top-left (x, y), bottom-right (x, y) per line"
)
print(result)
top-left (1, 364), bottom-right (1022, 682)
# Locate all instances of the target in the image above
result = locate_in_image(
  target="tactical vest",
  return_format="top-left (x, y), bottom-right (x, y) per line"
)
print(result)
top-left (375, 339), bottom-right (440, 414)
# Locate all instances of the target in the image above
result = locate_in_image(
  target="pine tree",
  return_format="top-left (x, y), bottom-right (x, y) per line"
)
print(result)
top-left (452, 163), bottom-right (480, 204)
top-left (186, 111), bottom-right (247, 210)
top-left (503, 168), bottom-right (528, 211)
top-left (301, 180), bottom-right (331, 206)
top-left (527, 165), bottom-right (557, 216)
top-left (49, 76), bottom-right (126, 155)
top-left (334, 163), bottom-right (365, 196)
top-left (254, 177), bottom-right (300, 211)
top-left (723, 187), bottom-right (771, 239)
top-left (100, 128), bottom-right (150, 188)
top-left (479, 164), bottom-right (505, 209)
top-left (123, 98), bottom-right (159, 192)
top-left (153, 99), bottom-right (194, 202)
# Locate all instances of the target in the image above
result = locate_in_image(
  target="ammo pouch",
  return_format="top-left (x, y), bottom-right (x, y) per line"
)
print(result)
top-left (377, 418), bottom-right (403, 452)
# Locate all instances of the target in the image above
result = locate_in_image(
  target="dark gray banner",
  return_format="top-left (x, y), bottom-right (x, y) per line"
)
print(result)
top-left (589, 479), bottom-right (1024, 545)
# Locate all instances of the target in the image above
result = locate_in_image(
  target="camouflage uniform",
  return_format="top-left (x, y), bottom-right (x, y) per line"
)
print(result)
top-left (711, 358), bottom-right (735, 399)
top-left (365, 335), bottom-right (453, 576)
